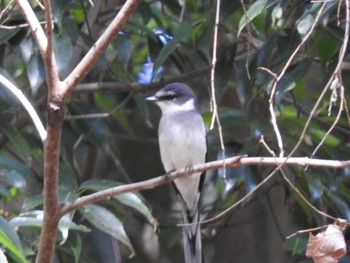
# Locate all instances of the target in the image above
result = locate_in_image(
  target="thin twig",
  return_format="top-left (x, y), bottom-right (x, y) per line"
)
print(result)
top-left (0, 21), bottom-right (47, 29)
top-left (261, 137), bottom-right (336, 221)
top-left (266, 1), bottom-right (329, 157)
top-left (62, 0), bottom-right (140, 99)
top-left (286, 225), bottom-right (328, 239)
top-left (289, 0), bottom-right (349, 161)
top-left (0, 73), bottom-right (47, 141)
top-left (210, 0), bottom-right (226, 180)
top-left (64, 92), bottom-right (134, 120)
top-left (74, 67), bottom-right (211, 93)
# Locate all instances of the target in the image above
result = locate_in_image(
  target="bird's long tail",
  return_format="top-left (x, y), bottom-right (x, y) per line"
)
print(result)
top-left (182, 208), bottom-right (202, 263)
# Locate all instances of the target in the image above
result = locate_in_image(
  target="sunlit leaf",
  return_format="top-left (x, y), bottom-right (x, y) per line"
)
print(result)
top-left (9, 211), bottom-right (90, 234)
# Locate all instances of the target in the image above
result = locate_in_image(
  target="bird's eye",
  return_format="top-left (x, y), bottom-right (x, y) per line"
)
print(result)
top-left (159, 94), bottom-right (177, 101)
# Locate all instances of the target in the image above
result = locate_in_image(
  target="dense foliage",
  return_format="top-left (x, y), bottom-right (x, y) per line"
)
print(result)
top-left (0, 0), bottom-right (349, 262)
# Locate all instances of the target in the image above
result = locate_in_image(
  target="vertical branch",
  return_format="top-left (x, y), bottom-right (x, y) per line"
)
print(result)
top-left (42, 0), bottom-right (61, 108)
top-left (36, 0), bottom-right (62, 262)
top-left (210, 0), bottom-right (226, 179)
top-left (36, 111), bottom-right (63, 263)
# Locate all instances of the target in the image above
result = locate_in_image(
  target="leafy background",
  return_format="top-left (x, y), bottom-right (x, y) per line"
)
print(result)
top-left (0, 0), bottom-right (350, 262)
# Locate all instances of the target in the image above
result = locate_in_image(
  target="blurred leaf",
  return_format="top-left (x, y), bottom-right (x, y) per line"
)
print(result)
top-left (80, 204), bottom-right (134, 255)
top-left (0, 169), bottom-right (26, 189)
top-left (70, 233), bottom-right (82, 263)
top-left (153, 22), bottom-right (192, 75)
top-left (315, 28), bottom-right (340, 63)
top-left (54, 30), bottom-right (73, 73)
top-left (22, 195), bottom-right (43, 211)
top-left (297, 14), bottom-right (314, 36)
top-left (80, 179), bottom-right (158, 229)
top-left (308, 128), bottom-right (340, 146)
top-left (0, 186), bottom-right (11, 200)
top-left (276, 58), bottom-right (312, 96)
top-left (0, 29), bottom-right (20, 45)
top-left (237, 0), bottom-right (276, 37)
top-left (51, 0), bottom-right (71, 26)
top-left (59, 162), bottom-right (78, 192)
top-left (27, 53), bottom-right (45, 94)
top-left (10, 211), bottom-right (90, 234)
top-left (134, 93), bottom-right (151, 124)
top-left (0, 123), bottom-right (32, 165)
top-left (0, 157), bottom-right (32, 177)
top-left (0, 216), bottom-right (23, 252)
top-left (0, 216), bottom-right (28, 263)
top-left (283, 236), bottom-right (308, 255)
top-left (215, 43), bottom-right (236, 101)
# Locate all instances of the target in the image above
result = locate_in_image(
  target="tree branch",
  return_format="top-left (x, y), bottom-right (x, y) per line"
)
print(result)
top-left (60, 156), bottom-right (350, 217)
top-left (62, 0), bottom-right (140, 99)
top-left (74, 66), bottom-right (211, 93)
top-left (15, 0), bottom-right (47, 56)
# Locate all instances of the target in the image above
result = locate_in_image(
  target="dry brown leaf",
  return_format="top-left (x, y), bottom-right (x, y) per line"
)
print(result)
top-left (306, 224), bottom-right (346, 263)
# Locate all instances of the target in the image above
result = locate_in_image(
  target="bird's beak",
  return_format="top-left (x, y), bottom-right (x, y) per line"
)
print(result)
top-left (145, 95), bottom-right (158, 101)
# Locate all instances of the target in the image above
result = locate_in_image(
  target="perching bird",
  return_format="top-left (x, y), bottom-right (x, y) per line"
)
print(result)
top-left (146, 83), bottom-right (207, 263)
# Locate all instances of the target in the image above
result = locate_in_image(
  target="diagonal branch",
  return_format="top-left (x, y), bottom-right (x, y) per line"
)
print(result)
top-left (60, 156), bottom-right (350, 217)
top-left (15, 0), bottom-right (47, 55)
top-left (62, 0), bottom-right (140, 99)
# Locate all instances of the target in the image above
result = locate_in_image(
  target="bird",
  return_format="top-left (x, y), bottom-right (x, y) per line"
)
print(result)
top-left (146, 82), bottom-right (207, 263)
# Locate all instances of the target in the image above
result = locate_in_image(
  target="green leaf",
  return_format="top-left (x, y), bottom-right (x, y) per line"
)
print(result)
top-left (70, 233), bottom-right (82, 263)
top-left (215, 43), bottom-right (236, 101)
top-left (27, 53), bottom-right (45, 94)
top-left (0, 123), bottom-right (32, 165)
top-left (0, 216), bottom-right (23, 252)
top-left (276, 58), bottom-right (313, 96)
top-left (21, 195), bottom-right (43, 211)
top-left (0, 229), bottom-right (28, 263)
top-left (80, 204), bottom-right (134, 255)
top-left (153, 22), bottom-right (192, 75)
top-left (0, 157), bottom-right (32, 177)
top-left (308, 128), bottom-right (340, 146)
top-left (0, 29), bottom-right (20, 45)
top-left (58, 213), bottom-right (90, 245)
top-left (54, 30), bottom-right (73, 74)
top-left (0, 216), bottom-right (28, 263)
top-left (238, 0), bottom-right (268, 37)
top-left (9, 211), bottom-right (90, 234)
top-left (80, 179), bottom-right (158, 229)
top-left (0, 170), bottom-right (26, 190)
top-left (283, 236), bottom-right (307, 255)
